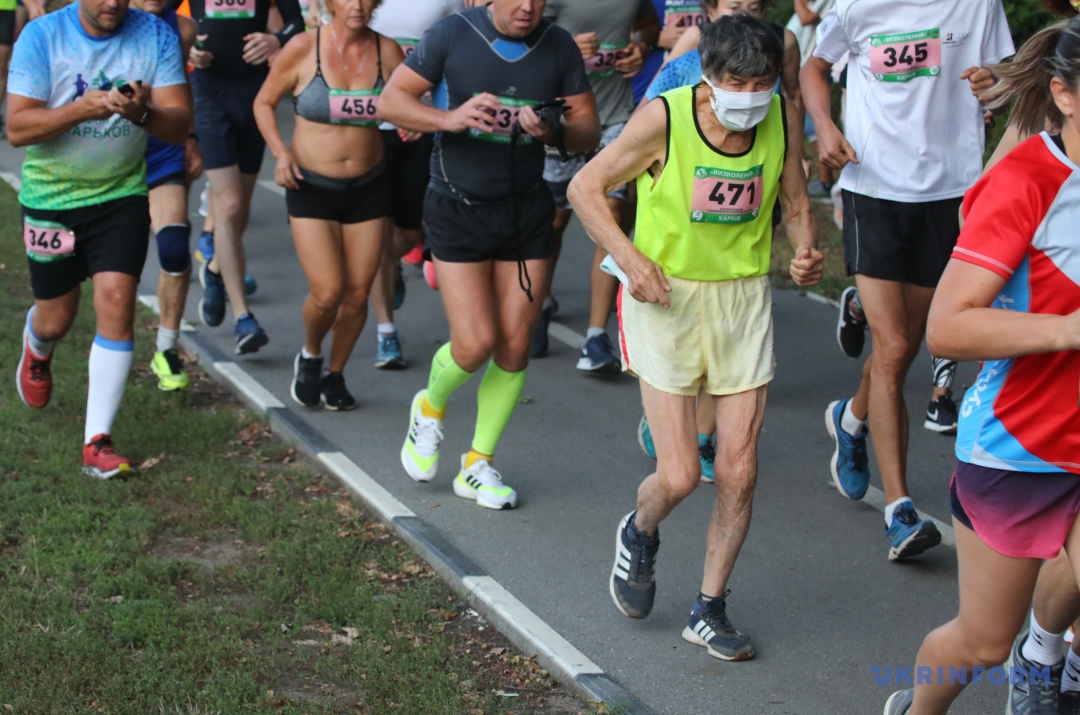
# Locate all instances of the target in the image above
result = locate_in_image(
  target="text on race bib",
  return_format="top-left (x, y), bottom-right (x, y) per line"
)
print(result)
top-left (690, 165), bottom-right (764, 224)
top-left (329, 88), bottom-right (379, 127)
top-left (206, 0), bottom-right (256, 20)
top-left (468, 94), bottom-right (537, 145)
top-left (585, 43), bottom-right (629, 79)
top-left (869, 29), bottom-right (941, 82)
top-left (23, 218), bottom-right (75, 262)
top-left (396, 39), bottom-right (418, 57)
top-left (664, 0), bottom-right (705, 28)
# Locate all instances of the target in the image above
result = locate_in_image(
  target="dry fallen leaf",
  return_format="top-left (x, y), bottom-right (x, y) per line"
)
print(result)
top-left (108, 595), bottom-right (124, 604)
top-left (292, 640), bottom-right (321, 647)
top-left (331, 634), bottom-right (354, 646)
top-left (138, 454), bottom-right (163, 471)
top-left (490, 647), bottom-right (506, 656)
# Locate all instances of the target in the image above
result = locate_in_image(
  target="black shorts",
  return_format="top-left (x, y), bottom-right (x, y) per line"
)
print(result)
top-left (285, 164), bottom-right (388, 225)
top-left (424, 185), bottom-right (554, 263)
top-left (0, 9), bottom-right (14, 46)
top-left (381, 130), bottom-right (432, 231)
top-left (148, 170), bottom-right (185, 191)
top-left (190, 71), bottom-right (266, 174)
top-left (841, 189), bottom-right (962, 288)
top-left (24, 195), bottom-right (151, 301)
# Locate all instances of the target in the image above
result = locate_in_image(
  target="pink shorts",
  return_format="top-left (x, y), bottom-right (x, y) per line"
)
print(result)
top-left (951, 460), bottom-right (1080, 559)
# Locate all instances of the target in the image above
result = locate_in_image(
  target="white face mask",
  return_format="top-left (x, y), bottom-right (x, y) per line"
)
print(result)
top-left (700, 75), bottom-right (773, 132)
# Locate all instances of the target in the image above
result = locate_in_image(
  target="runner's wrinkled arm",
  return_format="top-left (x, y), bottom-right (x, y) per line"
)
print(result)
top-left (782, 28), bottom-right (804, 119)
top-left (778, 97), bottom-right (823, 287)
top-left (568, 99), bottom-right (672, 306)
top-left (253, 31), bottom-right (308, 188)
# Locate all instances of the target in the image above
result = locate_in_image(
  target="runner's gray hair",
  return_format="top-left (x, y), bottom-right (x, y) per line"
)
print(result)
top-left (699, 14), bottom-right (783, 84)
top-left (983, 18), bottom-right (1080, 136)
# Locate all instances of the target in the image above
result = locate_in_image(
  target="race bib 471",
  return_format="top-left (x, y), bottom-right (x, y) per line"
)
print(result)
top-left (869, 29), bottom-right (941, 82)
top-left (690, 165), bottom-right (764, 224)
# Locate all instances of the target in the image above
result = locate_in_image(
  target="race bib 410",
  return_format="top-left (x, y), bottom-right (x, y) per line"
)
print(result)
top-left (870, 29), bottom-right (941, 82)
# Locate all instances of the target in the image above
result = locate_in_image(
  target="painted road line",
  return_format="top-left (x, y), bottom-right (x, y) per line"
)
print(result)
top-left (318, 452), bottom-right (416, 521)
top-left (212, 361), bottom-right (285, 411)
top-left (257, 180), bottom-right (286, 197)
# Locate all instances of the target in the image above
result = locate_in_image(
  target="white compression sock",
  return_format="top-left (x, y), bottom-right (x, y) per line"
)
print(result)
top-left (85, 335), bottom-right (134, 444)
top-left (156, 327), bottom-right (179, 354)
top-left (586, 327), bottom-right (606, 339)
top-left (885, 497), bottom-right (913, 527)
top-left (1022, 612), bottom-right (1065, 667)
top-left (841, 400), bottom-right (867, 436)
top-left (1062, 647), bottom-right (1080, 693)
top-left (26, 307), bottom-right (55, 357)
top-left (377, 323), bottom-right (395, 335)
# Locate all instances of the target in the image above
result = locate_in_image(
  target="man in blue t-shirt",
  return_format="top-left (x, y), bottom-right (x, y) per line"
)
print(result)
top-left (9, 0), bottom-right (191, 479)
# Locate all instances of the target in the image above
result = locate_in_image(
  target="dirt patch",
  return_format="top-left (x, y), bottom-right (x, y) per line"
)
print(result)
top-left (149, 536), bottom-right (251, 574)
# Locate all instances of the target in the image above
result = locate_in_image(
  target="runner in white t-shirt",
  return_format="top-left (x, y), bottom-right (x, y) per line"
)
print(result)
top-left (800, 0), bottom-right (1013, 561)
top-left (366, 0), bottom-right (463, 370)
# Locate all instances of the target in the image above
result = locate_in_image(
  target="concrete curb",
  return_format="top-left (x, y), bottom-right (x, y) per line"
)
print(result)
top-left (168, 323), bottom-right (653, 714)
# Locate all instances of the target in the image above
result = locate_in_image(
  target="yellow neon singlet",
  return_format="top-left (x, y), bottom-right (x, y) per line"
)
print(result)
top-left (635, 84), bottom-right (786, 282)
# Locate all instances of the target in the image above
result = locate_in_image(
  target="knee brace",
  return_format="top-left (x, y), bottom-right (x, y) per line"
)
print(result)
top-left (156, 223), bottom-right (191, 275)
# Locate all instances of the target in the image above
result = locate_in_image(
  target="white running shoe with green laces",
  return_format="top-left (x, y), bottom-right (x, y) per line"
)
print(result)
top-left (401, 390), bottom-right (443, 482)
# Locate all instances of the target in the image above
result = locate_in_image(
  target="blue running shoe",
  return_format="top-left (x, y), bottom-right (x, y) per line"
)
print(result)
top-left (530, 304), bottom-right (552, 358)
top-left (681, 590), bottom-right (755, 661)
top-left (234, 313), bottom-right (269, 355)
top-left (195, 230), bottom-right (214, 264)
top-left (825, 399), bottom-right (870, 500)
top-left (245, 274), bottom-right (257, 296)
top-left (609, 511), bottom-right (659, 619)
top-left (699, 434), bottom-right (716, 483)
top-left (577, 332), bottom-right (620, 374)
top-left (393, 264), bottom-right (405, 310)
top-left (637, 415), bottom-right (656, 459)
top-left (375, 331), bottom-right (406, 370)
top-left (198, 262), bottom-right (226, 327)
top-left (886, 502), bottom-right (942, 561)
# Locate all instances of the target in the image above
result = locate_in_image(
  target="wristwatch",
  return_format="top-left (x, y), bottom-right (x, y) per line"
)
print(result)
top-left (133, 108), bottom-right (152, 127)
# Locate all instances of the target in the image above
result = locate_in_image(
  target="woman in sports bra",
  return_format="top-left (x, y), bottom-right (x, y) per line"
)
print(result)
top-left (254, 0), bottom-right (405, 411)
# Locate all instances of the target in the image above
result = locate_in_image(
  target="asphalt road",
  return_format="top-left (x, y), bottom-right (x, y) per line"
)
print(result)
top-left (1, 106), bottom-right (1008, 714)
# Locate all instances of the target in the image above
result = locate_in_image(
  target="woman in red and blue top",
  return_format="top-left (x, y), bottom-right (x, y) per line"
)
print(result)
top-left (884, 18), bottom-right (1080, 715)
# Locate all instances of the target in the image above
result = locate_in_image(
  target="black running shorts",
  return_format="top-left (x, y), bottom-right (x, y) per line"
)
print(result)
top-left (190, 71), bottom-right (266, 174)
top-left (424, 186), bottom-right (554, 263)
top-left (23, 195), bottom-right (151, 300)
top-left (841, 189), bottom-right (962, 288)
top-left (285, 164), bottom-right (388, 225)
top-left (0, 9), bottom-right (15, 45)
top-left (381, 130), bottom-right (433, 231)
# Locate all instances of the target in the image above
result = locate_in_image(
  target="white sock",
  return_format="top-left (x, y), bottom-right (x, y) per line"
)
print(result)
top-left (840, 400), bottom-right (867, 436)
top-left (885, 497), bottom-right (913, 527)
top-left (300, 346), bottom-right (320, 360)
top-left (1063, 648), bottom-right (1080, 693)
top-left (586, 327), bottom-right (606, 339)
top-left (377, 322), bottom-right (395, 335)
top-left (25, 307), bottom-right (55, 357)
top-left (84, 335), bottom-right (134, 444)
top-left (1023, 613), bottom-right (1065, 666)
top-left (156, 327), bottom-right (179, 354)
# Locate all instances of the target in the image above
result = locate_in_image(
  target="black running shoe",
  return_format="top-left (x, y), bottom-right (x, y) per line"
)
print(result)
top-left (924, 390), bottom-right (959, 434)
top-left (1007, 630), bottom-right (1062, 715)
top-left (609, 511), bottom-right (659, 619)
top-left (290, 352), bottom-right (322, 408)
top-left (836, 286), bottom-right (867, 359)
top-left (321, 372), bottom-right (356, 411)
top-left (531, 304), bottom-right (552, 358)
top-left (681, 590), bottom-right (755, 661)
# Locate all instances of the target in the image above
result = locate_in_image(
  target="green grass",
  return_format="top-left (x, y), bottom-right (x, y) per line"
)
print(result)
top-left (0, 182), bottom-right (595, 713)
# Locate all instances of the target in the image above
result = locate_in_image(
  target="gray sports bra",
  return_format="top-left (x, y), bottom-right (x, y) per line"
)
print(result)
top-left (293, 27), bottom-right (384, 126)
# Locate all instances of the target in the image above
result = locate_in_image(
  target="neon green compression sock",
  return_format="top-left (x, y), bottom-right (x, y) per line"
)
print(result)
top-left (471, 361), bottom-right (527, 456)
top-left (425, 342), bottom-right (474, 413)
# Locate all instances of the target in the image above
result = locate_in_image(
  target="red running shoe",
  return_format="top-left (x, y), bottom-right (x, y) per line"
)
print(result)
top-left (423, 259), bottom-right (439, 290)
top-left (82, 434), bottom-right (134, 479)
top-left (17, 324), bottom-right (52, 408)
top-left (402, 242), bottom-right (424, 266)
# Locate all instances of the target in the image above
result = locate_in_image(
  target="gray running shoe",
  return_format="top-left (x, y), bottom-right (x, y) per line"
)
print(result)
top-left (1007, 630), bottom-right (1062, 715)
top-left (681, 590), bottom-right (754, 661)
top-left (883, 689), bottom-right (913, 715)
top-left (609, 511), bottom-right (659, 619)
